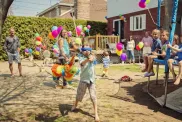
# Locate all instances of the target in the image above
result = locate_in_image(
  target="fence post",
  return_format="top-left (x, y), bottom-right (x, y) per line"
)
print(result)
top-left (96, 34), bottom-right (98, 50)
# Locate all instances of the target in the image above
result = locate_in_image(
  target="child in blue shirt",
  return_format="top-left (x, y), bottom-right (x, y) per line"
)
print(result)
top-left (167, 35), bottom-right (182, 85)
top-left (71, 47), bottom-right (100, 122)
top-left (144, 29), bottom-right (163, 77)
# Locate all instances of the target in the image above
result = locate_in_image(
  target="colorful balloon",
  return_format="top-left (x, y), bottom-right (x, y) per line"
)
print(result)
top-left (52, 30), bottom-right (58, 38)
top-left (141, 0), bottom-right (146, 3)
top-left (35, 41), bottom-right (41, 46)
top-left (35, 33), bottom-right (39, 37)
top-left (57, 26), bottom-right (63, 34)
top-left (136, 45), bottom-right (141, 51)
top-left (67, 31), bottom-right (72, 37)
top-left (120, 53), bottom-right (127, 61)
top-left (84, 27), bottom-right (87, 31)
top-left (138, 1), bottom-right (146, 8)
top-left (29, 48), bottom-right (33, 53)
top-left (116, 43), bottom-right (123, 51)
top-left (52, 26), bottom-right (58, 31)
top-left (36, 47), bottom-right (41, 52)
top-left (146, 0), bottom-right (150, 4)
top-left (36, 36), bottom-right (42, 41)
top-left (116, 49), bottom-right (123, 56)
top-left (35, 51), bottom-right (40, 55)
top-left (56, 66), bottom-right (64, 74)
top-left (87, 25), bottom-right (91, 29)
top-left (69, 66), bottom-right (78, 75)
top-left (138, 42), bottom-right (144, 49)
top-left (75, 38), bottom-right (82, 45)
top-left (53, 49), bottom-right (59, 54)
top-left (25, 48), bottom-right (29, 53)
top-left (48, 32), bottom-right (54, 40)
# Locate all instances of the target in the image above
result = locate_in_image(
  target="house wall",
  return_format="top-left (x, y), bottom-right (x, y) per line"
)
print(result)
top-left (59, 6), bottom-right (71, 15)
top-left (76, 0), bottom-right (90, 20)
top-left (107, 6), bottom-right (165, 42)
top-left (107, 0), bottom-right (159, 18)
top-left (90, 0), bottom-right (107, 22)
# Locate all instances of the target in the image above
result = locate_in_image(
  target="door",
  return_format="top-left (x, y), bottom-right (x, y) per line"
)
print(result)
top-left (113, 19), bottom-right (124, 41)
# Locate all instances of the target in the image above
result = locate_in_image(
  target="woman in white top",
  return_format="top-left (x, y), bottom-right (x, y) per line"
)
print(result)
top-left (126, 36), bottom-right (135, 64)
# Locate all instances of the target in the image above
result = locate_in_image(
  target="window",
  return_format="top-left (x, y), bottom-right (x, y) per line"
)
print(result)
top-left (130, 14), bottom-right (146, 31)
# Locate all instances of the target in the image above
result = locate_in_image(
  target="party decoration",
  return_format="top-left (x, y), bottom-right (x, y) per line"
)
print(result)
top-left (138, 1), bottom-right (146, 8)
top-left (29, 48), bottom-right (33, 54)
top-left (86, 29), bottom-right (89, 33)
top-left (36, 47), bottom-right (41, 52)
top-left (43, 50), bottom-right (51, 58)
top-left (35, 51), bottom-right (40, 55)
top-left (57, 26), bottom-right (63, 34)
top-left (25, 48), bottom-right (29, 53)
top-left (120, 53), bottom-right (127, 61)
top-left (48, 32), bottom-right (54, 40)
top-left (75, 38), bottom-right (82, 45)
top-left (87, 25), bottom-right (91, 29)
top-left (119, 14), bottom-right (122, 17)
top-left (35, 33), bottom-right (39, 37)
top-left (84, 27), bottom-right (87, 31)
top-left (136, 45), bottom-right (141, 51)
top-left (35, 41), bottom-right (41, 46)
top-left (116, 43), bottom-right (123, 51)
top-left (52, 26), bottom-right (58, 31)
top-left (138, 42), bottom-right (144, 49)
top-left (36, 36), bottom-right (42, 41)
top-left (52, 30), bottom-right (58, 38)
top-left (81, 32), bottom-right (85, 37)
top-left (141, 0), bottom-right (146, 2)
top-left (146, 0), bottom-right (150, 4)
top-left (105, 16), bottom-right (108, 19)
top-left (116, 49), bottom-right (123, 56)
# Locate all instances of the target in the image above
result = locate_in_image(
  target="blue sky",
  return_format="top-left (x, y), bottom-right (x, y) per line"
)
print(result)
top-left (11, 0), bottom-right (60, 16)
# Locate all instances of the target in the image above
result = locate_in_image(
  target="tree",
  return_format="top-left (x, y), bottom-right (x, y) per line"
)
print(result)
top-left (0, 0), bottom-right (14, 37)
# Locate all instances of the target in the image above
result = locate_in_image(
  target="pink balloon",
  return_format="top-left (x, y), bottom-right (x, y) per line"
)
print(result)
top-left (52, 30), bottom-right (58, 38)
top-left (77, 31), bottom-right (81, 36)
top-left (57, 26), bottom-right (63, 34)
top-left (138, 1), bottom-right (146, 8)
top-left (53, 49), bottom-right (59, 54)
top-left (116, 43), bottom-right (123, 50)
top-left (87, 25), bottom-right (91, 29)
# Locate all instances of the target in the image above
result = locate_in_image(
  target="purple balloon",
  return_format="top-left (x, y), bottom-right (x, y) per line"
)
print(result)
top-left (120, 53), bottom-right (127, 61)
top-left (52, 30), bottom-right (58, 38)
top-left (57, 26), bottom-right (63, 34)
top-left (138, 1), bottom-right (146, 8)
top-left (36, 47), bottom-right (41, 51)
top-left (25, 48), bottom-right (29, 53)
top-left (141, 0), bottom-right (146, 3)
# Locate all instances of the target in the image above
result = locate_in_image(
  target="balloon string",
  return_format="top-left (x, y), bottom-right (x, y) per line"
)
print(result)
top-left (147, 7), bottom-right (158, 26)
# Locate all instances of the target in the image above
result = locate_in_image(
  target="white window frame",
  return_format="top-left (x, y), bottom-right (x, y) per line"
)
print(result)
top-left (113, 19), bottom-right (121, 36)
top-left (130, 14), bottom-right (146, 31)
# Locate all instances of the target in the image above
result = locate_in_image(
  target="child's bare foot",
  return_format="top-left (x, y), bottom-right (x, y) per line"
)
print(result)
top-left (55, 85), bottom-right (63, 89)
top-left (71, 105), bottom-right (76, 111)
top-left (95, 115), bottom-right (100, 122)
top-left (174, 75), bottom-right (181, 85)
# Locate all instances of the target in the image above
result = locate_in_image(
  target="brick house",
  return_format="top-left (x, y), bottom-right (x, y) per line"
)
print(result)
top-left (107, 0), bottom-right (182, 43)
top-left (37, 0), bottom-right (107, 21)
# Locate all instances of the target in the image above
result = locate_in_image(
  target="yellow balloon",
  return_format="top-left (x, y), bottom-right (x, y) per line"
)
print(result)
top-left (64, 76), bottom-right (73, 81)
top-left (35, 41), bottom-right (41, 46)
top-left (35, 51), bottom-right (40, 55)
top-left (146, 0), bottom-right (150, 4)
top-left (138, 42), bottom-right (144, 49)
top-left (75, 38), bottom-right (82, 45)
top-left (116, 49), bottom-right (122, 56)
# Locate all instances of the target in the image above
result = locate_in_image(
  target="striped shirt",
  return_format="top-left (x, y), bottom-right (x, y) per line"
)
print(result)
top-left (103, 56), bottom-right (110, 68)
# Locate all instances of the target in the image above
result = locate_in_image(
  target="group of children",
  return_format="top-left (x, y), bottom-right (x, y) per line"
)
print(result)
top-left (142, 29), bottom-right (182, 85)
top-left (55, 29), bottom-right (100, 122)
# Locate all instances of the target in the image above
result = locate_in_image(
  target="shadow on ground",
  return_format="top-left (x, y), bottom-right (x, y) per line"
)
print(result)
top-left (109, 78), bottom-right (182, 121)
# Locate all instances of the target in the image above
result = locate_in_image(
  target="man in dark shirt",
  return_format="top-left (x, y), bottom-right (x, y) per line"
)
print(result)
top-left (112, 28), bottom-right (118, 36)
top-left (4, 28), bottom-right (22, 77)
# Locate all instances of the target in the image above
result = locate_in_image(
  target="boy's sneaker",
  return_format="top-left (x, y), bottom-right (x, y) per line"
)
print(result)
top-left (148, 72), bottom-right (155, 77)
top-left (101, 74), bottom-right (105, 77)
top-left (144, 72), bottom-right (149, 77)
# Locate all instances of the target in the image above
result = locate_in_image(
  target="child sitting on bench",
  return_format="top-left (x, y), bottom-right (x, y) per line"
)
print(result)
top-left (167, 35), bottom-right (182, 85)
top-left (144, 30), bottom-right (169, 77)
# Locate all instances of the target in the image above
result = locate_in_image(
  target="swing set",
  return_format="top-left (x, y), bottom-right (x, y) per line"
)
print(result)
top-left (146, 0), bottom-right (182, 113)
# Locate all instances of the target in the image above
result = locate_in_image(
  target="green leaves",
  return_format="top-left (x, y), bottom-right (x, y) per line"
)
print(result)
top-left (0, 16), bottom-right (107, 60)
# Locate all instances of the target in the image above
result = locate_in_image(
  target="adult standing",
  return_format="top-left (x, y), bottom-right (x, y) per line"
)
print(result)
top-left (4, 28), bottom-right (22, 77)
top-left (141, 31), bottom-right (153, 72)
top-left (126, 36), bottom-right (135, 64)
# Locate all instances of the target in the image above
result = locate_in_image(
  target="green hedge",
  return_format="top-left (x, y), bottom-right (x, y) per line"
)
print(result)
top-left (0, 16), bottom-right (107, 61)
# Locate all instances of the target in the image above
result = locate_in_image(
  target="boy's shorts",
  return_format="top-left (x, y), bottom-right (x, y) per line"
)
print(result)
top-left (8, 52), bottom-right (21, 64)
top-left (76, 81), bottom-right (96, 103)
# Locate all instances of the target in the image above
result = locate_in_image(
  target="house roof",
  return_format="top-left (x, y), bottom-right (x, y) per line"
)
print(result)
top-left (36, 1), bottom-right (74, 16)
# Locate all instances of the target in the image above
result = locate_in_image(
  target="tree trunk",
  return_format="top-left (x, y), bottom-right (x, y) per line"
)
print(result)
top-left (0, 0), bottom-right (14, 38)
top-left (163, 0), bottom-right (173, 31)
